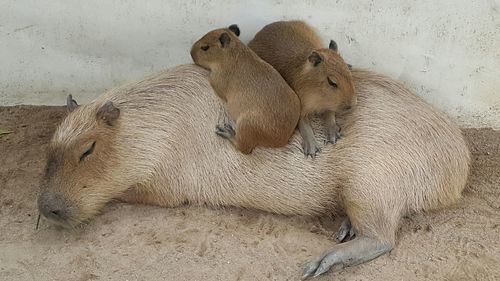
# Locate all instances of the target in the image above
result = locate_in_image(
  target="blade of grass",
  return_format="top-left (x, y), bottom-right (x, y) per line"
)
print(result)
top-left (0, 128), bottom-right (13, 135)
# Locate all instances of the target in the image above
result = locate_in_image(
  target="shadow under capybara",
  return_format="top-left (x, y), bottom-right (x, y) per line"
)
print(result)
top-left (190, 24), bottom-right (300, 154)
top-left (37, 64), bottom-right (470, 279)
top-left (249, 20), bottom-right (356, 157)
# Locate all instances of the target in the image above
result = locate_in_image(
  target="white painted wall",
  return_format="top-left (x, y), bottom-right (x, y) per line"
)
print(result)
top-left (1, 0), bottom-right (499, 128)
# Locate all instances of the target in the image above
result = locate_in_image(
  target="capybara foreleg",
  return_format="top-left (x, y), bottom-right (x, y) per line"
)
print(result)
top-left (336, 217), bottom-right (356, 243)
top-left (322, 111), bottom-right (341, 144)
top-left (299, 117), bottom-right (320, 158)
top-left (301, 236), bottom-right (393, 279)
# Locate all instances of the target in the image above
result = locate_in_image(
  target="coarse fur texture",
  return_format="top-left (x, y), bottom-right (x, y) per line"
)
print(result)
top-left (190, 25), bottom-right (300, 154)
top-left (248, 20), bottom-right (357, 156)
top-left (38, 64), bottom-right (470, 277)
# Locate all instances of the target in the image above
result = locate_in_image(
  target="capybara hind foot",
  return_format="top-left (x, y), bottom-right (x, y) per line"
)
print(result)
top-left (301, 236), bottom-right (392, 279)
top-left (215, 123), bottom-right (235, 139)
top-left (336, 217), bottom-right (356, 243)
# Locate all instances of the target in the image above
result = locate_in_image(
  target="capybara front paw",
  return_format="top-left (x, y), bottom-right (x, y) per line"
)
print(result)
top-left (215, 124), bottom-right (235, 139)
top-left (326, 127), bottom-right (342, 144)
top-left (302, 140), bottom-right (321, 158)
top-left (336, 217), bottom-right (356, 243)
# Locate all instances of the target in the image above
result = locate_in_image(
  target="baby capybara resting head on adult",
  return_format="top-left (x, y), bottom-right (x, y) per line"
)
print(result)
top-left (190, 25), bottom-right (300, 154)
top-left (190, 24), bottom-right (242, 70)
top-left (249, 20), bottom-right (357, 156)
top-left (249, 20), bottom-right (356, 114)
top-left (38, 95), bottom-right (124, 225)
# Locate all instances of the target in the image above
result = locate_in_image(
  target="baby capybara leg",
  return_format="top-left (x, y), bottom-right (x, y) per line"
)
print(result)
top-left (299, 117), bottom-right (321, 158)
top-left (322, 111), bottom-right (341, 144)
top-left (233, 118), bottom-right (258, 154)
top-left (216, 119), bottom-right (255, 154)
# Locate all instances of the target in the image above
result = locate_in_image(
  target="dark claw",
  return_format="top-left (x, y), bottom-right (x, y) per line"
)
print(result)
top-left (215, 124), bottom-right (235, 139)
top-left (336, 217), bottom-right (356, 243)
top-left (303, 145), bottom-right (321, 158)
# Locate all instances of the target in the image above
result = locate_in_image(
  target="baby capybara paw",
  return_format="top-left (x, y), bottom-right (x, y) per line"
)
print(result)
top-left (326, 126), bottom-right (342, 144)
top-left (215, 124), bottom-right (235, 139)
top-left (302, 139), bottom-right (321, 158)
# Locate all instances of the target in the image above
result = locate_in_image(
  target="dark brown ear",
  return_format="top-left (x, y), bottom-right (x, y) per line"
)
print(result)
top-left (347, 63), bottom-right (353, 70)
top-left (228, 24), bottom-right (240, 37)
top-left (66, 94), bottom-right (78, 112)
top-left (96, 101), bottom-right (120, 126)
top-left (329, 40), bottom-right (338, 52)
top-left (219, 32), bottom-right (231, 48)
top-left (308, 51), bottom-right (323, 67)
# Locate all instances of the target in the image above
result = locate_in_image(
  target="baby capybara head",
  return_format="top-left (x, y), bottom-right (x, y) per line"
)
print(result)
top-left (190, 24), bottom-right (241, 70)
top-left (38, 95), bottom-right (123, 227)
top-left (296, 40), bottom-right (356, 114)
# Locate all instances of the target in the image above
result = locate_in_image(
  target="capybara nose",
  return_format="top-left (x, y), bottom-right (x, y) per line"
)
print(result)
top-left (38, 191), bottom-right (70, 221)
top-left (344, 105), bottom-right (353, 112)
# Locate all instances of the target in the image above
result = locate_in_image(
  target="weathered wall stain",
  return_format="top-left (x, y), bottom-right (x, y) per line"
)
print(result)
top-left (0, 0), bottom-right (499, 128)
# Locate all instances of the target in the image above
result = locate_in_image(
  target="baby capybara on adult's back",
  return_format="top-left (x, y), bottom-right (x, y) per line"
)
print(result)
top-left (191, 24), bottom-right (300, 154)
top-left (249, 20), bottom-right (356, 157)
top-left (38, 65), bottom-right (469, 279)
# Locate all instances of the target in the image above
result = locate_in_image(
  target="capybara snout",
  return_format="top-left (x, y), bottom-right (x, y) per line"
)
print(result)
top-left (38, 190), bottom-right (73, 223)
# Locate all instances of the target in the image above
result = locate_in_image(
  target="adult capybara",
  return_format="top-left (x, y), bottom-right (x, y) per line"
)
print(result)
top-left (249, 20), bottom-right (356, 157)
top-left (37, 64), bottom-right (470, 279)
top-left (191, 24), bottom-right (300, 154)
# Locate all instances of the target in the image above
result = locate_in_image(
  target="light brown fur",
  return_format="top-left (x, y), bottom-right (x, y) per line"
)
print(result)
top-left (38, 65), bottom-right (470, 277)
top-left (190, 25), bottom-right (300, 154)
top-left (248, 20), bottom-right (356, 156)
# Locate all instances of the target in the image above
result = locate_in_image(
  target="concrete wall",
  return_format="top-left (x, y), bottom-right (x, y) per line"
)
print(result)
top-left (1, 0), bottom-right (499, 128)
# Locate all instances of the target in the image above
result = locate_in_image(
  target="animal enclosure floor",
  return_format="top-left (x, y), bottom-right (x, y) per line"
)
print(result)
top-left (0, 105), bottom-right (499, 281)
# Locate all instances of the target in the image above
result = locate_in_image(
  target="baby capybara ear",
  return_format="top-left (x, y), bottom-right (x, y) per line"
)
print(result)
top-left (329, 40), bottom-right (338, 52)
top-left (228, 24), bottom-right (240, 37)
top-left (66, 94), bottom-right (78, 112)
top-left (308, 51), bottom-right (323, 67)
top-left (219, 32), bottom-right (231, 48)
top-left (96, 101), bottom-right (120, 126)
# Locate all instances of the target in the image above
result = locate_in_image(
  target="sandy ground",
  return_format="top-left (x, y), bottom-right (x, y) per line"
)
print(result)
top-left (0, 105), bottom-right (499, 281)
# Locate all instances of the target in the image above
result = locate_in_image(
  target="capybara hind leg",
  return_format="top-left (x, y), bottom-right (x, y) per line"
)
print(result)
top-left (216, 122), bottom-right (254, 154)
top-left (336, 217), bottom-right (356, 243)
top-left (299, 117), bottom-right (320, 158)
top-left (322, 111), bottom-right (341, 144)
top-left (301, 236), bottom-right (393, 279)
top-left (233, 118), bottom-right (259, 154)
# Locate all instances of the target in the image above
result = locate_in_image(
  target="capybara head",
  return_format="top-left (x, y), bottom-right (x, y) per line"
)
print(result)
top-left (296, 40), bottom-right (356, 114)
top-left (38, 95), bottom-right (123, 227)
top-left (190, 24), bottom-right (241, 70)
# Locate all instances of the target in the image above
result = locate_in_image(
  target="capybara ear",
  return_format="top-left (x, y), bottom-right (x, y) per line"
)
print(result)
top-left (228, 24), bottom-right (240, 37)
top-left (219, 32), bottom-right (231, 48)
top-left (96, 101), bottom-right (120, 126)
top-left (347, 63), bottom-right (353, 70)
top-left (66, 94), bottom-right (78, 112)
top-left (308, 51), bottom-right (323, 67)
top-left (329, 40), bottom-right (338, 52)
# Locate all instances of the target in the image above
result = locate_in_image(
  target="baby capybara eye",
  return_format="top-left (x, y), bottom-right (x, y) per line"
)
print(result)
top-left (201, 45), bottom-right (209, 51)
top-left (327, 77), bottom-right (338, 88)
